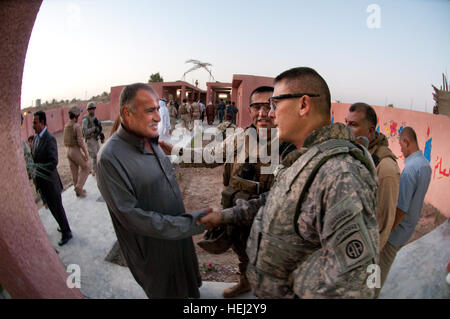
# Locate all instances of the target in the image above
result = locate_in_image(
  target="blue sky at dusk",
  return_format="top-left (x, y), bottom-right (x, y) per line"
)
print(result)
top-left (22, 0), bottom-right (450, 113)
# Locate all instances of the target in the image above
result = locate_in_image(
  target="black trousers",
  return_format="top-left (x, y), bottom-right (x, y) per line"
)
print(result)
top-left (42, 188), bottom-right (71, 235)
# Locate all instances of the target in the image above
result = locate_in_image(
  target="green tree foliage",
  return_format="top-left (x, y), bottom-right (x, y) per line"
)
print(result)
top-left (149, 72), bottom-right (164, 82)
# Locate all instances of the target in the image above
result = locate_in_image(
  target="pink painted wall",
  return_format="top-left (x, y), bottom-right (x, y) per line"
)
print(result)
top-left (232, 74), bottom-right (274, 128)
top-left (21, 101), bottom-right (114, 140)
top-left (331, 103), bottom-right (450, 218)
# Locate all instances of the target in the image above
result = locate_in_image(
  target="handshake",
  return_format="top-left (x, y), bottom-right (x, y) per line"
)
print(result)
top-left (195, 208), bottom-right (224, 230)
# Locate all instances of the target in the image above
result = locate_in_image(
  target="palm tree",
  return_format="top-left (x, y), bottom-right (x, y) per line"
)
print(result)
top-left (182, 59), bottom-right (215, 82)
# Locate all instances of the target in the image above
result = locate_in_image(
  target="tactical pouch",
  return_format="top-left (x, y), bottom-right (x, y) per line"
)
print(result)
top-left (230, 175), bottom-right (260, 194)
top-left (221, 186), bottom-right (240, 209)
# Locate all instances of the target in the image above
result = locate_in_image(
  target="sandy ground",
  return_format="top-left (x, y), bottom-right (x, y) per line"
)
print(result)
top-left (32, 122), bottom-right (447, 282)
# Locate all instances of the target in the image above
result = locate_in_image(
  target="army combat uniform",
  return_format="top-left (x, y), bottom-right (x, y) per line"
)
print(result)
top-left (203, 123), bottom-right (290, 297)
top-left (221, 123), bottom-right (379, 298)
top-left (82, 113), bottom-right (100, 175)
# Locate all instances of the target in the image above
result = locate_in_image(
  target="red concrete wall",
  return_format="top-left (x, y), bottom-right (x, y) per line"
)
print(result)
top-left (332, 103), bottom-right (450, 218)
top-left (21, 101), bottom-right (114, 140)
top-left (148, 82), bottom-right (164, 99)
top-left (232, 74), bottom-right (274, 128)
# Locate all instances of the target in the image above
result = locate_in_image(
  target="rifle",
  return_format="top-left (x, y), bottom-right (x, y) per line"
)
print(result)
top-left (93, 117), bottom-right (105, 143)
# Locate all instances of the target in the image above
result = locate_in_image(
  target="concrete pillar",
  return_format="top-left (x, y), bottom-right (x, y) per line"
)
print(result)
top-left (0, 0), bottom-right (83, 299)
top-left (181, 85), bottom-right (186, 102)
top-left (206, 86), bottom-right (211, 104)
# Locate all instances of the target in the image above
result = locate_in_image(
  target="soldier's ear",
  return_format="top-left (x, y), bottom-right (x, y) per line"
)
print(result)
top-left (298, 96), bottom-right (311, 117)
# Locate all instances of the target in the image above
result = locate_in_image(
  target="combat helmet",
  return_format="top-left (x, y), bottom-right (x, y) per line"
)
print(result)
top-left (87, 102), bottom-right (96, 110)
top-left (69, 106), bottom-right (81, 117)
top-left (197, 225), bottom-right (232, 254)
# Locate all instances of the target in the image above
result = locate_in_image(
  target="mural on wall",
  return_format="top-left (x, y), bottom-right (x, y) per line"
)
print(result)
top-left (376, 119), bottom-right (433, 164)
top-left (377, 120), bottom-right (407, 139)
top-left (433, 156), bottom-right (449, 180)
top-left (424, 126), bottom-right (432, 163)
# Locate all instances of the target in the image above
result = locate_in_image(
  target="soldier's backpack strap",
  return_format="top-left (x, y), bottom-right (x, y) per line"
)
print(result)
top-left (221, 122), bottom-right (235, 140)
top-left (293, 139), bottom-right (376, 237)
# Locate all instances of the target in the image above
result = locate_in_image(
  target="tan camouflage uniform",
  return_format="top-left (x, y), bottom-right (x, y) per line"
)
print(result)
top-left (191, 102), bottom-right (202, 121)
top-left (167, 101), bottom-right (178, 131)
top-left (178, 102), bottom-right (190, 131)
top-left (221, 123), bottom-right (379, 298)
top-left (82, 115), bottom-right (100, 174)
top-left (186, 102), bottom-right (193, 130)
top-left (216, 124), bottom-right (279, 277)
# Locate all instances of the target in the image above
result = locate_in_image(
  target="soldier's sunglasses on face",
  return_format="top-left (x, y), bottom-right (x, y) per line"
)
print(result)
top-left (249, 102), bottom-right (271, 113)
top-left (269, 93), bottom-right (320, 111)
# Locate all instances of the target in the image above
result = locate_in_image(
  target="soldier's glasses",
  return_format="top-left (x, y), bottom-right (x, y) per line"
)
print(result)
top-left (249, 102), bottom-right (271, 112)
top-left (269, 93), bottom-right (320, 111)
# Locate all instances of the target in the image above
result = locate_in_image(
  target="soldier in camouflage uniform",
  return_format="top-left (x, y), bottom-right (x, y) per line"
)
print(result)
top-left (167, 99), bottom-right (178, 132)
top-left (82, 102), bottom-right (101, 176)
top-left (208, 86), bottom-right (287, 298)
top-left (178, 99), bottom-right (190, 131)
top-left (200, 67), bottom-right (379, 299)
top-left (191, 100), bottom-right (202, 129)
top-left (64, 106), bottom-right (90, 197)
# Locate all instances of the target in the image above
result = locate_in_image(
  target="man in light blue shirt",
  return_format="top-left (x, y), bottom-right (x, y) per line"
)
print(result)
top-left (377, 126), bottom-right (432, 296)
top-left (199, 100), bottom-right (206, 122)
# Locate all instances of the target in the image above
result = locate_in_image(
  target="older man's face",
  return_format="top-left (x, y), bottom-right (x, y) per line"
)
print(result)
top-left (399, 136), bottom-right (409, 158)
top-left (345, 111), bottom-right (371, 140)
top-left (248, 91), bottom-right (275, 132)
top-left (125, 89), bottom-right (160, 139)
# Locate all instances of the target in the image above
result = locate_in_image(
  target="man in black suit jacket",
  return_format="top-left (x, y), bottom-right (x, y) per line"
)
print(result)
top-left (32, 111), bottom-right (72, 246)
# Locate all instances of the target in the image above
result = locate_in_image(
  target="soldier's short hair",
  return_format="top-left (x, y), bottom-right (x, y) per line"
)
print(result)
top-left (34, 110), bottom-right (47, 126)
top-left (249, 86), bottom-right (274, 104)
top-left (274, 67), bottom-right (331, 117)
top-left (349, 102), bottom-right (377, 128)
top-left (119, 83), bottom-right (157, 116)
top-left (400, 126), bottom-right (418, 145)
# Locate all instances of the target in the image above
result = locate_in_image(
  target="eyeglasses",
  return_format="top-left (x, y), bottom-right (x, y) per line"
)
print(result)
top-left (249, 102), bottom-right (271, 112)
top-left (269, 93), bottom-right (320, 111)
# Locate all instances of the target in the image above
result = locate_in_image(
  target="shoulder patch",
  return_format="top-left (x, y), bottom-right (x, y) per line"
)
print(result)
top-left (329, 214), bottom-right (376, 274)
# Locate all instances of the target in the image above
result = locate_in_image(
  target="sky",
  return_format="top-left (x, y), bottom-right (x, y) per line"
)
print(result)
top-left (21, 0), bottom-right (450, 113)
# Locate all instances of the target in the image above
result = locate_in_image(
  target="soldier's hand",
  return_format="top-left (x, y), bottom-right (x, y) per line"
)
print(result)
top-left (158, 140), bottom-right (174, 155)
top-left (198, 210), bottom-right (223, 229)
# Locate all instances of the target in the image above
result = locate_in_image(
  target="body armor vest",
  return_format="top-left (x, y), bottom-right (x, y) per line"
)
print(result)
top-left (63, 121), bottom-right (78, 147)
top-left (179, 103), bottom-right (188, 115)
top-left (221, 126), bottom-right (277, 209)
top-left (246, 139), bottom-right (376, 298)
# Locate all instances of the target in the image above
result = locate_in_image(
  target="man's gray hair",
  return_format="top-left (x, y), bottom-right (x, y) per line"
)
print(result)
top-left (119, 83), bottom-right (157, 117)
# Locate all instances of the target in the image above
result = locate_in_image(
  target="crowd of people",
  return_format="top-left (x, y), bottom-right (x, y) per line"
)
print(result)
top-left (23, 66), bottom-right (433, 299)
top-left (155, 96), bottom-right (239, 138)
